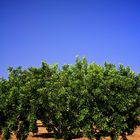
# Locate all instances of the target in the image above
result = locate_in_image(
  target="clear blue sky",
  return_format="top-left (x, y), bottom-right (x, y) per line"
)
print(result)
top-left (0, 0), bottom-right (140, 78)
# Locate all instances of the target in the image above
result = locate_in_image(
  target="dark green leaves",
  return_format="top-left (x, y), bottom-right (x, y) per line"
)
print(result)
top-left (0, 57), bottom-right (139, 140)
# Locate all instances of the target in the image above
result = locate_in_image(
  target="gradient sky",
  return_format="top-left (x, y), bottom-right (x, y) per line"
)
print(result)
top-left (0, 0), bottom-right (140, 78)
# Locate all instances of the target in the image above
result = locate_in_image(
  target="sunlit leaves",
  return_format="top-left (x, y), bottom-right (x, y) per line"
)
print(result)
top-left (0, 57), bottom-right (139, 140)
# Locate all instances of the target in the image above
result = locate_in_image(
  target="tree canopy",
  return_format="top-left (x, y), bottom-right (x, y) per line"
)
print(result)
top-left (0, 57), bottom-right (140, 140)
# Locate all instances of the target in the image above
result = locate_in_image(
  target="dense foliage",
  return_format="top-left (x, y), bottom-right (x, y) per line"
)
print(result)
top-left (0, 57), bottom-right (140, 140)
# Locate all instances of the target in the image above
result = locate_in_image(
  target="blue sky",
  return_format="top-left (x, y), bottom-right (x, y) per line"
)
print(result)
top-left (0, 0), bottom-right (140, 78)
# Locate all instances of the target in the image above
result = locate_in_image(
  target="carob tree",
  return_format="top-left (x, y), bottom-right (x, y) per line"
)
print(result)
top-left (0, 57), bottom-right (140, 140)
